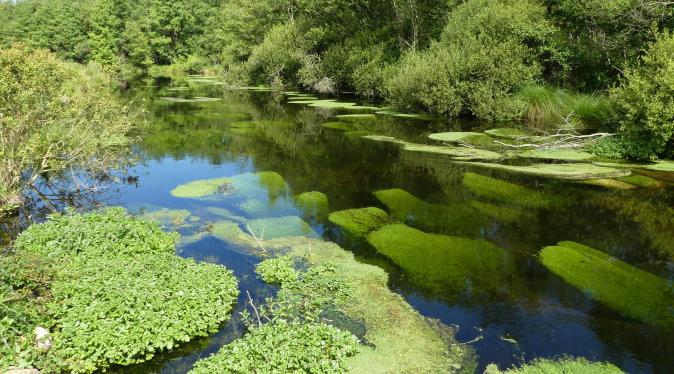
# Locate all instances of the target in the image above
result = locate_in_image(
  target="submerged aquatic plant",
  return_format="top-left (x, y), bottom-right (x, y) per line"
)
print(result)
top-left (462, 163), bottom-right (630, 180)
top-left (246, 216), bottom-right (319, 239)
top-left (328, 207), bottom-right (393, 237)
top-left (295, 191), bottom-right (330, 221)
top-left (170, 177), bottom-right (234, 198)
top-left (463, 172), bottom-right (555, 209)
top-left (374, 188), bottom-right (487, 237)
top-left (540, 241), bottom-right (674, 327)
top-left (367, 224), bottom-right (513, 295)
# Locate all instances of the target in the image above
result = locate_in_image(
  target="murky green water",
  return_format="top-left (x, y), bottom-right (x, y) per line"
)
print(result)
top-left (65, 77), bottom-right (674, 372)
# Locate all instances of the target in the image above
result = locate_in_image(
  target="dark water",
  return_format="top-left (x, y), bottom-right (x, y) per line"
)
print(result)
top-left (100, 77), bottom-right (674, 372)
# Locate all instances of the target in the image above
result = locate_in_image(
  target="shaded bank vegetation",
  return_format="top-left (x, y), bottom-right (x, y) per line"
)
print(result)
top-left (2, 0), bottom-right (674, 160)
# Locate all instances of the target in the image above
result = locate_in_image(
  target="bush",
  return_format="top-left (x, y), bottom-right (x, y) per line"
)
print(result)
top-left (190, 320), bottom-right (359, 374)
top-left (384, 0), bottom-right (565, 120)
top-left (609, 32), bottom-right (674, 160)
top-left (5, 209), bottom-right (239, 373)
top-left (0, 44), bottom-right (133, 211)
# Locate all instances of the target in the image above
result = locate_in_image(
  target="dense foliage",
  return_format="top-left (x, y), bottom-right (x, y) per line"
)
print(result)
top-left (0, 43), bottom-right (133, 212)
top-left (1, 0), bottom-right (673, 156)
top-left (1, 209), bottom-right (239, 373)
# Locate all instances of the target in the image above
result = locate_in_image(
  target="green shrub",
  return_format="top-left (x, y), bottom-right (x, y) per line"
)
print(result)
top-left (6, 209), bottom-right (239, 373)
top-left (384, 0), bottom-right (565, 120)
top-left (0, 44), bottom-right (133, 211)
top-left (189, 320), bottom-right (359, 374)
top-left (609, 32), bottom-right (674, 160)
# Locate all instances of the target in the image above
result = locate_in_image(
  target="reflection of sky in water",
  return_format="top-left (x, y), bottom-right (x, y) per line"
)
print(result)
top-left (110, 81), bottom-right (674, 373)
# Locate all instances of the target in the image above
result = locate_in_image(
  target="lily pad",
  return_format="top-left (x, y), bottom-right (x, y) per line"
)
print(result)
top-left (328, 207), bottom-right (393, 237)
top-left (171, 177), bottom-right (234, 198)
top-left (541, 241), bottom-right (674, 327)
top-left (520, 149), bottom-right (595, 161)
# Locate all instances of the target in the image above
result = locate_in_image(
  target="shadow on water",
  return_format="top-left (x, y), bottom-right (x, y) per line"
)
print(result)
top-left (47, 76), bottom-right (674, 373)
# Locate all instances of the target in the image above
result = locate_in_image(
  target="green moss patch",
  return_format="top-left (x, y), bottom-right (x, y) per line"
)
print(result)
top-left (403, 143), bottom-right (503, 161)
top-left (374, 188), bottom-right (487, 236)
top-left (171, 177), bottom-right (234, 198)
top-left (540, 241), bottom-right (674, 327)
top-left (463, 172), bottom-right (555, 209)
top-left (520, 149), bottom-right (595, 161)
top-left (368, 224), bottom-right (512, 294)
top-left (643, 160), bottom-right (674, 172)
top-left (484, 128), bottom-right (529, 139)
top-left (11, 209), bottom-right (239, 373)
top-left (246, 216), bottom-right (319, 240)
top-left (328, 207), bottom-right (393, 237)
top-left (485, 357), bottom-right (624, 374)
top-left (464, 162), bottom-right (631, 180)
top-left (429, 131), bottom-right (488, 142)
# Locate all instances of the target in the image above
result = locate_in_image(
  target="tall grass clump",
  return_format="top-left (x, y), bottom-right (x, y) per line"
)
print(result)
top-left (517, 85), bottom-right (610, 132)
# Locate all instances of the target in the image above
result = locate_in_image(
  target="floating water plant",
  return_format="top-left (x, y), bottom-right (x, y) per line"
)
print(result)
top-left (463, 162), bottom-right (631, 180)
top-left (159, 97), bottom-right (222, 103)
top-left (367, 224), bottom-right (513, 294)
top-left (328, 207), bottom-right (392, 237)
top-left (463, 172), bottom-right (555, 209)
top-left (579, 179), bottom-right (636, 190)
top-left (266, 238), bottom-right (476, 372)
top-left (428, 132), bottom-right (489, 142)
top-left (404, 143), bottom-right (504, 161)
top-left (171, 177), bottom-right (234, 198)
top-left (643, 160), bottom-right (674, 172)
top-left (321, 122), bottom-right (356, 131)
top-left (12, 209), bottom-right (239, 373)
top-left (540, 241), bottom-right (674, 327)
top-left (361, 135), bottom-right (408, 145)
top-left (484, 128), bottom-right (529, 139)
top-left (335, 114), bottom-right (376, 121)
top-left (485, 357), bottom-right (624, 373)
top-left (376, 110), bottom-right (432, 120)
top-left (520, 149), bottom-right (595, 161)
top-left (246, 216), bottom-right (319, 239)
top-left (374, 188), bottom-right (487, 236)
top-left (295, 191), bottom-right (330, 221)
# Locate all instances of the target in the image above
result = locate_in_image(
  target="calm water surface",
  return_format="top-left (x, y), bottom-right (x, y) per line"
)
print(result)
top-left (103, 77), bottom-right (674, 373)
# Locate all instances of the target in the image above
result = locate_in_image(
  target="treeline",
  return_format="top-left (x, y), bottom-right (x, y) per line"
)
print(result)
top-left (1, 0), bottom-right (674, 160)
